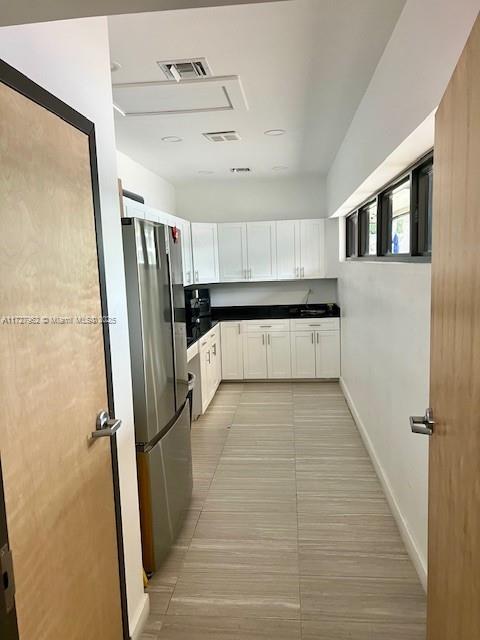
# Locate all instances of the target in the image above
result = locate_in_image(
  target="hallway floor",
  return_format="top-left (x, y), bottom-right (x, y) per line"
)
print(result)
top-left (141, 382), bottom-right (426, 639)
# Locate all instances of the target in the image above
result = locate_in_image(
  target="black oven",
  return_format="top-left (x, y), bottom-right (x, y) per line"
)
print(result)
top-left (185, 288), bottom-right (211, 343)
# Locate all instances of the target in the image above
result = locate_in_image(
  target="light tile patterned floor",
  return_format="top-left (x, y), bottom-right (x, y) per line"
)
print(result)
top-left (141, 381), bottom-right (426, 640)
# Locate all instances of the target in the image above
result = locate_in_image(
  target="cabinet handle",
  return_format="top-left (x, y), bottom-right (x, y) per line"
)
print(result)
top-left (262, 334), bottom-right (265, 345)
top-left (295, 266), bottom-right (299, 278)
top-left (301, 267), bottom-right (305, 278)
top-left (260, 325), bottom-right (272, 328)
top-left (212, 344), bottom-right (217, 356)
top-left (238, 324), bottom-right (241, 335)
top-left (249, 268), bottom-right (252, 279)
top-left (316, 333), bottom-right (319, 344)
top-left (311, 332), bottom-right (314, 344)
top-left (268, 334), bottom-right (271, 345)
top-left (195, 270), bottom-right (199, 282)
top-left (207, 350), bottom-right (211, 363)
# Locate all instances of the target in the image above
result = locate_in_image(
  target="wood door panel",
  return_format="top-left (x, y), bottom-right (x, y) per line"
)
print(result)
top-left (428, 13), bottom-right (480, 639)
top-left (0, 81), bottom-right (122, 639)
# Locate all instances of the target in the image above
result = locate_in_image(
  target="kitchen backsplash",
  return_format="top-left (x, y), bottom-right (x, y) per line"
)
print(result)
top-left (209, 279), bottom-right (338, 307)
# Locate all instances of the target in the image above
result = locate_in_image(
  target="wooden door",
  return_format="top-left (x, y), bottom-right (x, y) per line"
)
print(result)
top-left (243, 333), bottom-right (268, 379)
top-left (246, 221), bottom-right (277, 281)
top-left (291, 331), bottom-right (316, 378)
top-left (266, 332), bottom-right (292, 379)
top-left (217, 222), bottom-right (247, 282)
top-left (0, 63), bottom-right (124, 639)
top-left (191, 222), bottom-right (219, 284)
top-left (427, 13), bottom-right (480, 639)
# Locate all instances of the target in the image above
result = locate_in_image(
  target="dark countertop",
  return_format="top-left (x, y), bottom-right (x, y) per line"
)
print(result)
top-left (211, 303), bottom-right (340, 322)
top-left (186, 319), bottom-right (220, 348)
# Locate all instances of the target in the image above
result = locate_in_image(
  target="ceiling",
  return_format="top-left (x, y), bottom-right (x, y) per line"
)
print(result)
top-left (0, 1), bottom-right (282, 26)
top-left (109, 0), bottom-right (406, 184)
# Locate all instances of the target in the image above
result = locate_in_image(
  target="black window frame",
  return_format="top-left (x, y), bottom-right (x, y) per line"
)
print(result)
top-left (345, 151), bottom-right (433, 263)
top-left (346, 211), bottom-right (358, 258)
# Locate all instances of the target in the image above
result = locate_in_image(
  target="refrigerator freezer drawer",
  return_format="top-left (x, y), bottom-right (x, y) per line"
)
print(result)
top-left (136, 400), bottom-right (193, 574)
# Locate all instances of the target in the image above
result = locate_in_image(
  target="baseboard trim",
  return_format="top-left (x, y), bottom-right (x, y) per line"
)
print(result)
top-left (129, 592), bottom-right (150, 640)
top-left (340, 377), bottom-right (428, 591)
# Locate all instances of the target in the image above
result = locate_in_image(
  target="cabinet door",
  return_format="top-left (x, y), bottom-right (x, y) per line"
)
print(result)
top-left (299, 219), bottom-right (325, 278)
top-left (191, 223), bottom-right (219, 284)
top-left (267, 331), bottom-right (292, 379)
top-left (315, 331), bottom-right (340, 378)
top-left (291, 331), bottom-right (316, 378)
top-left (181, 220), bottom-right (193, 286)
top-left (246, 221), bottom-right (277, 280)
top-left (211, 336), bottom-right (222, 389)
top-left (276, 220), bottom-right (300, 279)
top-left (221, 322), bottom-right (244, 380)
top-left (218, 222), bottom-right (247, 282)
top-left (243, 333), bottom-right (267, 379)
top-left (199, 344), bottom-right (211, 413)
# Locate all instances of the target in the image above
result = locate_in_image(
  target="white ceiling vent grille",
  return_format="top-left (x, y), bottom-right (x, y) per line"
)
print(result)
top-left (157, 58), bottom-right (212, 82)
top-left (230, 167), bottom-right (251, 174)
top-left (203, 131), bottom-right (241, 143)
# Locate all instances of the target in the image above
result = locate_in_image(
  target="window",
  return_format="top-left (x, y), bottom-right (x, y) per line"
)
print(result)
top-left (346, 212), bottom-right (358, 257)
top-left (381, 179), bottom-right (411, 255)
top-left (345, 152), bottom-right (433, 262)
top-left (358, 200), bottom-right (377, 256)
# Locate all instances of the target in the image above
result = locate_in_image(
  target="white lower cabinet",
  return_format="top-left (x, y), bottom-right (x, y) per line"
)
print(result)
top-left (290, 323), bottom-right (340, 379)
top-left (315, 331), bottom-right (340, 378)
top-left (243, 333), bottom-right (268, 379)
top-left (267, 331), bottom-right (292, 378)
top-left (199, 326), bottom-right (221, 413)
top-left (220, 322), bottom-right (244, 379)
top-left (291, 331), bottom-right (317, 378)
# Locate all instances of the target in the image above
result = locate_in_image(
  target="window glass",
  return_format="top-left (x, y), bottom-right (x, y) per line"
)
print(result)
top-left (346, 213), bottom-right (357, 258)
top-left (389, 181), bottom-right (410, 254)
top-left (367, 201), bottom-right (377, 255)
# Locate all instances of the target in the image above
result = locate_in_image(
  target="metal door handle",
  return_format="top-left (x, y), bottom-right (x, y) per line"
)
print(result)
top-left (260, 325), bottom-right (272, 328)
top-left (212, 344), bottom-right (217, 356)
top-left (295, 267), bottom-right (299, 278)
top-left (301, 267), bottom-right (305, 278)
top-left (311, 332), bottom-right (314, 344)
top-left (262, 334), bottom-right (265, 345)
top-left (410, 408), bottom-right (435, 436)
top-left (268, 334), bottom-right (271, 345)
top-left (92, 410), bottom-right (121, 439)
top-left (316, 332), bottom-right (319, 344)
top-left (238, 324), bottom-right (241, 335)
top-left (0, 543), bottom-right (15, 614)
top-left (207, 350), bottom-right (211, 364)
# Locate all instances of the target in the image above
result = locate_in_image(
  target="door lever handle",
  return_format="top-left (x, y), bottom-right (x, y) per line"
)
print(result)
top-left (410, 408), bottom-right (435, 436)
top-left (92, 410), bottom-right (122, 439)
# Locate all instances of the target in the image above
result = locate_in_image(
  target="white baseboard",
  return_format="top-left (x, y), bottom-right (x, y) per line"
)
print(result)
top-left (340, 377), bottom-right (428, 591)
top-left (130, 592), bottom-right (150, 640)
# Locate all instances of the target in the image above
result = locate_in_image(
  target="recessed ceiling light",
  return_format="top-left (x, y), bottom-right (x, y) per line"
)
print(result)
top-left (272, 165), bottom-right (288, 171)
top-left (161, 136), bottom-right (183, 143)
top-left (198, 170), bottom-right (214, 175)
top-left (110, 61), bottom-right (122, 73)
top-left (264, 129), bottom-right (286, 136)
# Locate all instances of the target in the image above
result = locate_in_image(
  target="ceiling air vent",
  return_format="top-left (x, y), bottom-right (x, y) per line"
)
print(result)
top-left (230, 167), bottom-right (251, 174)
top-left (203, 131), bottom-right (241, 143)
top-left (157, 58), bottom-right (212, 82)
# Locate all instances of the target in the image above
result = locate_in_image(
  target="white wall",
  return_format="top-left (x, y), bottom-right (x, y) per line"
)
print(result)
top-left (0, 18), bottom-right (147, 637)
top-left (176, 174), bottom-right (326, 222)
top-left (338, 262), bottom-right (430, 586)
top-left (327, 0), bottom-right (480, 216)
top-left (117, 150), bottom-right (176, 214)
top-left (210, 279), bottom-right (337, 307)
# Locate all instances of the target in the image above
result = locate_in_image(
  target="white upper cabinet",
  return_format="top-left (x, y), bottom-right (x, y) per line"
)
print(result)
top-left (180, 220), bottom-right (193, 286)
top-left (276, 220), bottom-right (299, 280)
top-left (246, 221), bottom-right (277, 281)
top-left (299, 219), bottom-right (325, 278)
top-left (191, 223), bottom-right (219, 284)
top-left (218, 222), bottom-right (248, 282)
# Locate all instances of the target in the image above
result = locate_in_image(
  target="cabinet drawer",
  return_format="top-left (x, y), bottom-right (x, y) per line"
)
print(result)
top-left (242, 319), bottom-right (290, 333)
top-left (290, 318), bottom-right (339, 332)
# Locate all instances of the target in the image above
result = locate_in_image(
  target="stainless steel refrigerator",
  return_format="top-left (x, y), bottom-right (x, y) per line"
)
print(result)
top-left (122, 218), bottom-right (192, 574)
